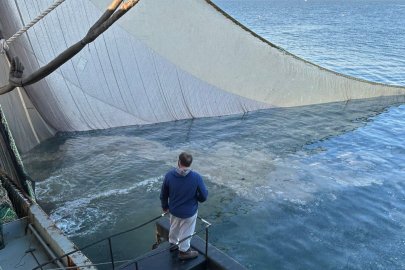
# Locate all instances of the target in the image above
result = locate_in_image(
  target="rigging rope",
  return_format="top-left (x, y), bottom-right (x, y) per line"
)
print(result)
top-left (0, 40), bottom-right (8, 54)
top-left (0, 0), bottom-right (66, 54)
top-left (0, 0), bottom-right (141, 95)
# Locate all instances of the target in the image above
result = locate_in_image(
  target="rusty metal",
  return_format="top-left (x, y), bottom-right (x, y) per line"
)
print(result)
top-left (28, 250), bottom-right (44, 270)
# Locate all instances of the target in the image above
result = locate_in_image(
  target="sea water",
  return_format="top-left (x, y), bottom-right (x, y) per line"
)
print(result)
top-left (22, 1), bottom-right (405, 269)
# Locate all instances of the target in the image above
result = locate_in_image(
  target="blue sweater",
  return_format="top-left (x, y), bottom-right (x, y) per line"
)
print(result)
top-left (160, 169), bottom-right (208, 218)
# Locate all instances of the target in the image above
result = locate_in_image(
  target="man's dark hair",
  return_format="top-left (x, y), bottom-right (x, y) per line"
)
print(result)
top-left (179, 152), bottom-right (193, 167)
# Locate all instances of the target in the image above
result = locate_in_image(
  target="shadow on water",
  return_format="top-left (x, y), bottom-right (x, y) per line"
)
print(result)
top-left (22, 95), bottom-right (405, 269)
top-left (26, 95), bottom-right (405, 158)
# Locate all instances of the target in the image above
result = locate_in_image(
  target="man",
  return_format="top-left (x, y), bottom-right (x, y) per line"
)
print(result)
top-left (160, 152), bottom-right (208, 260)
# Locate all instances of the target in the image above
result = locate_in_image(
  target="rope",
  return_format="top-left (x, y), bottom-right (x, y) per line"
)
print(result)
top-left (1, 0), bottom-right (141, 95)
top-left (0, 0), bottom-right (66, 54)
top-left (0, 39), bottom-right (9, 54)
top-left (0, 208), bottom-right (11, 220)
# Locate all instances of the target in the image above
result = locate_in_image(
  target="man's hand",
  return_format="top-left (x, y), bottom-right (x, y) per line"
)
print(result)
top-left (10, 57), bottom-right (24, 78)
top-left (9, 56), bottom-right (24, 87)
top-left (163, 208), bottom-right (169, 214)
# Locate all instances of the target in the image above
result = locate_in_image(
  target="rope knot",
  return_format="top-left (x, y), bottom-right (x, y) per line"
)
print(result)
top-left (0, 39), bottom-right (9, 54)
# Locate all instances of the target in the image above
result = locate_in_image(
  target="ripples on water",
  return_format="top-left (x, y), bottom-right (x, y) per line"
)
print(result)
top-left (22, 1), bottom-right (405, 269)
top-left (217, 0), bottom-right (405, 86)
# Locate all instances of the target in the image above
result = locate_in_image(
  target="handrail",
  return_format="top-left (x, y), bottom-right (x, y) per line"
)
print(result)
top-left (197, 216), bottom-right (212, 263)
top-left (197, 216), bottom-right (212, 226)
top-left (32, 213), bottom-right (168, 270)
top-left (104, 218), bottom-right (212, 270)
top-left (31, 213), bottom-right (212, 270)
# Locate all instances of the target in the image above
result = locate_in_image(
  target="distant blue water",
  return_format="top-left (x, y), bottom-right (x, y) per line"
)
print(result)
top-left (214, 0), bottom-right (405, 86)
top-left (22, 1), bottom-right (405, 269)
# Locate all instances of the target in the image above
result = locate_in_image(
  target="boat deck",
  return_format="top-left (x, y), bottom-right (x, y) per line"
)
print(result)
top-left (0, 217), bottom-right (54, 270)
top-left (116, 218), bottom-right (248, 270)
top-left (117, 241), bottom-right (207, 270)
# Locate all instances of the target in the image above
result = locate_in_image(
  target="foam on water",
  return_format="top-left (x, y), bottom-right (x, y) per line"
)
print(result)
top-left (26, 102), bottom-right (405, 241)
top-left (34, 119), bottom-right (393, 215)
top-left (47, 174), bottom-right (163, 235)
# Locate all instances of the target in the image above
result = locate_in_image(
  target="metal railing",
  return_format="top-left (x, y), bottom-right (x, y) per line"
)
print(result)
top-left (31, 213), bottom-right (211, 270)
top-left (122, 216), bottom-right (212, 270)
top-left (198, 216), bottom-right (212, 259)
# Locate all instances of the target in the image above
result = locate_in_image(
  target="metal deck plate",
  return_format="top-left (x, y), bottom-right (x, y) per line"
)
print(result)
top-left (0, 218), bottom-right (54, 270)
top-left (117, 244), bottom-right (206, 270)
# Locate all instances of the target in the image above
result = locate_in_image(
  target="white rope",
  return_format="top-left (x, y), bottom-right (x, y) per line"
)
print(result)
top-left (0, 0), bottom-right (66, 54)
top-left (0, 39), bottom-right (9, 54)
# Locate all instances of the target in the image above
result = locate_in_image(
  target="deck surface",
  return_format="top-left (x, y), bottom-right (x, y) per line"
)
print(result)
top-left (0, 218), bottom-right (54, 270)
top-left (117, 242), bottom-right (206, 270)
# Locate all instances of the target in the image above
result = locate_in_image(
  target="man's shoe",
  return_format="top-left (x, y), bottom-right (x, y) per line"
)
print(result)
top-left (169, 243), bottom-right (178, 252)
top-left (178, 249), bottom-right (198, 260)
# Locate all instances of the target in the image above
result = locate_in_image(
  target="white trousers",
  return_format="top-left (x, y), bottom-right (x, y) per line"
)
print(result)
top-left (169, 212), bottom-right (197, 252)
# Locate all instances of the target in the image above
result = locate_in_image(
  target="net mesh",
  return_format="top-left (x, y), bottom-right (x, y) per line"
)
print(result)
top-left (0, 183), bottom-right (17, 250)
top-left (0, 105), bottom-right (35, 200)
top-left (0, 222), bottom-right (3, 250)
top-left (0, 184), bottom-right (17, 223)
top-left (0, 102), bottom-right (33, 251)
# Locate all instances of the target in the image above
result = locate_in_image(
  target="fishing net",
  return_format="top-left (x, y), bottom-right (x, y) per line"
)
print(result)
top-left (0, 184), bottom-right (17, 223)
top-left (0, 105), bottom-right (35, 200)
top-left (0, 183), bottom-right (17, 250)
top-left (0, 103), bottom-right (33, 251)
top-left (0, 222), bottom-right (3, 250)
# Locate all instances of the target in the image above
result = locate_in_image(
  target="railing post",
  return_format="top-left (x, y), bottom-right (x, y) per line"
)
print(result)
top-left (135, 261), bottom-right (138, 270)
top-left (205, 227), bottom-right (209, 257)
top-left (108, 237), bottom-right (115, 269)
top-left (205, 227), bottom-right (209, 270)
